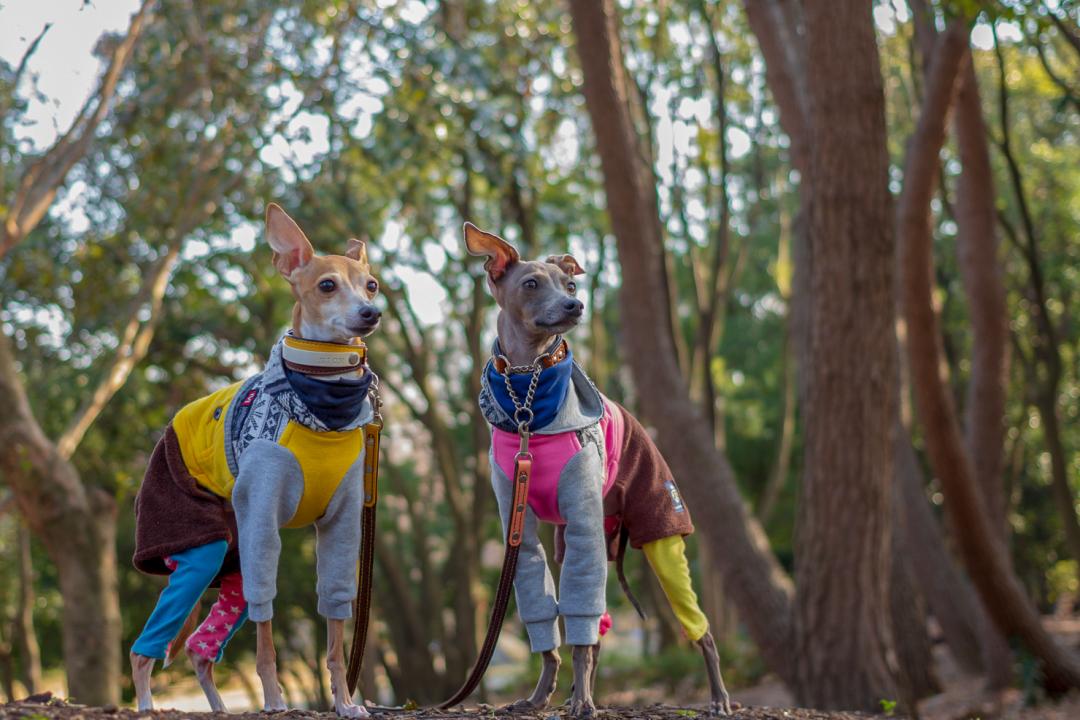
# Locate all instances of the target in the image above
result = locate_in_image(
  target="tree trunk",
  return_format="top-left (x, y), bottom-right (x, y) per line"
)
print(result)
top-left (0, 336), bottom-right (122, 706)
top-left (896, 433), bottom-right (990, 677)
top-left (1038, 395), bottom-right (1080, 583)
top-left (790, 1), bottom-right (900, 708)
top-left (890, 520), bottom-right (940, 703)
top-left (14, 521), bottom-right (41, 695)
top-left (954, 54), bottom-right (1009, 539)
top-left (567, 0), bottom-right (797, 687)
top-left (897, 21), bottom-right (1080, 696)
top-left (952, 49), bottom-right (1015, 690)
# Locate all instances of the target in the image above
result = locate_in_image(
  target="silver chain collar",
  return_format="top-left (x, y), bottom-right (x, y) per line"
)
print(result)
top-left (494, 340), bottom-right (562, 435)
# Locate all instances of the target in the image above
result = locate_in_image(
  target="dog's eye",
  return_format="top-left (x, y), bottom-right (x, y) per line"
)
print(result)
top-left (318, 279), bottom-right (336, 293)
top-left (366, 279), bottom-right (379, 294)
top-left (523, 278), bottom-right (538, 290)
top-left (567, 281), bottom-right (577, 294)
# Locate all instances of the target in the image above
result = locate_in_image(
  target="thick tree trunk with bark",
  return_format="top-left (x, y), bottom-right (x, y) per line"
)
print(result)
top-left (567, 0), bottom-right (797, 687)
top-left (49, 492), bottom-right (121, 705)
top-left (790, 1), bottom-right (900, 708)
top-left (890, 523), bottom-right (940, 703)
top-left (898, 21), bottom-right (1080, 696)
top-left (0, 337), bottom-right (122, 706)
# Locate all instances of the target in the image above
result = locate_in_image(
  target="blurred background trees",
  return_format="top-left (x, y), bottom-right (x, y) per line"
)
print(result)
top-left (0, 0), bottom-right (1078, 713)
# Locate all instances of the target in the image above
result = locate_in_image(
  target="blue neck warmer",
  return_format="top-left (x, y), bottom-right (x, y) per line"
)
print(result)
top-left (284, 367), bottom-right (373, 431)
top-left (486, 344), bottom-right (574, 431)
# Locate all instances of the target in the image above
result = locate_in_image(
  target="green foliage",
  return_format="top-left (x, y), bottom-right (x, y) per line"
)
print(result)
top-left (0, 0), bottom-right (1078, 706)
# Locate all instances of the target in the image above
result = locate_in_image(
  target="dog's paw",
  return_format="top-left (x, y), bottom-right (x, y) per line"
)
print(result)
top-left (262, 695), bottom-right (288, 713)
top-left (567, 699), bottom-right (596, 719)
top-left (707, 697), bottom-right (736, 716)
top-left (334, 701), bottom-right (369, 718)
top-left (497, 698), bottom-right (542, 714)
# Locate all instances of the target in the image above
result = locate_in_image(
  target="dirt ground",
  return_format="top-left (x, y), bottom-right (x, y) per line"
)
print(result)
top-left (0, 694), bottom-right (882, 720)
top-left (6, 689), bottom-right (1080, 720)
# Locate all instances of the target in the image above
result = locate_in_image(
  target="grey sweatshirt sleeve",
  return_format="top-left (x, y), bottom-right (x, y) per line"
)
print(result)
top-left (556, 443), bottom-right (607, 646)
top-left (490, 451), bottom-right (560, 652)
top-left (313, 454), bottom-right (365, 619)
top-left (232, 440), bottom-right (304, 623)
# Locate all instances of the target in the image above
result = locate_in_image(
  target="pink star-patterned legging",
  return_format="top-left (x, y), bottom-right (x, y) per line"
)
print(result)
top-left (184, 569), bottom-right (248, 661)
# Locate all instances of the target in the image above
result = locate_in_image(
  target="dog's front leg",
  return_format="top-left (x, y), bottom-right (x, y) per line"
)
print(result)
top-left (567, 644), bottom-right (597, 718)
top-left (501, 649), bottom-right (561, 713)
top-left (326, 618), bottom-right (368, 717)
top-left (697, 631), bottom-right (732, 716)
top-left (255, 620), bottom-right (288, 711)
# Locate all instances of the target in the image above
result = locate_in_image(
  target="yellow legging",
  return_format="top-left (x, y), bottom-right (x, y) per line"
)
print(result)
top-left (642, 535), bottom-right (709, 642)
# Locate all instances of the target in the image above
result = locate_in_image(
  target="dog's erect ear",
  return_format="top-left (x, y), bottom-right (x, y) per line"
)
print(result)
top-left (546, 254), bottom-right (585, 276)
top-left (464, 222), bottom-right (519, 282)
top-left (266, 203), bottom-right (315, 278)
top-left (345, 237), bottom-right (369, 266)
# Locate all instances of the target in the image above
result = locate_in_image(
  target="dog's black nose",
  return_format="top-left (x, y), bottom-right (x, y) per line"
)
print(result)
top-left (564, 298), bottom-right (584, 315)
top-left (358, 306), bottom-right (381, 323)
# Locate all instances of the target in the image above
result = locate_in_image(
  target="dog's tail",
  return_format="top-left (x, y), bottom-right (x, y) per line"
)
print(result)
top-left (164, 601), bottom-right (202, 667)
top-left (615, 526), bottom-right (647, 620)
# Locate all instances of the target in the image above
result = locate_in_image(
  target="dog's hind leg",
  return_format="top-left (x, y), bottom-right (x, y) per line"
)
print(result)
top-left (501, 649), bottom-right (561, 713)
top-left (697, 631), bottom-right (732, 716)
top-left (188, 651), bottom-right (227, 712)
top-left (130, 652), bottom-right (156, 711)
top-left (643, 536), bottom-right (734, 715)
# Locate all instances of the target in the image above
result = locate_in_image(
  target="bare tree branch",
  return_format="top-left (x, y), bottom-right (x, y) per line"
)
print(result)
top-left (0, 23), bottom-right (52, 127)
top-left (0, 0), bottom-right (154, 260)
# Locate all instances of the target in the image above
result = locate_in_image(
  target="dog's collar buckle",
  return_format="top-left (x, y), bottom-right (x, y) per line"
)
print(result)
top-left (493, 338), bottom-right (568, 375)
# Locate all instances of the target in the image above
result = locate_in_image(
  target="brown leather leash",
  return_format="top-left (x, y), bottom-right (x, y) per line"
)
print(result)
top-left (346, 349), bottom-right (546, 709)
top-left (437, 429), bottom-right (532, 708)
top-left (346, 381), bottom-right (383, 697)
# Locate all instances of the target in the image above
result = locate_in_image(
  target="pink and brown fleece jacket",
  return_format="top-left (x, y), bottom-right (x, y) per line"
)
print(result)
top-left (480, 343), bottom-right (693, 651)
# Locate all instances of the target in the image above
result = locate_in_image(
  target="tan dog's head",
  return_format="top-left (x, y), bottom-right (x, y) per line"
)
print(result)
top-left (463, 222), bottom-right (585, 337)
top-left (265, 203), bottom-right (381, 343)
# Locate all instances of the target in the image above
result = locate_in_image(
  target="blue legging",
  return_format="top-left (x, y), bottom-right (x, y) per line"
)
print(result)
top-left (132, 541), bottom-right (245, 660)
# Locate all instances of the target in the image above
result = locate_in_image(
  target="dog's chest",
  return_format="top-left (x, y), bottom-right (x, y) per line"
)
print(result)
top-left (172, 378), bottom-right (363, 526)
top-left (491, 398), bottom-right (623, 524)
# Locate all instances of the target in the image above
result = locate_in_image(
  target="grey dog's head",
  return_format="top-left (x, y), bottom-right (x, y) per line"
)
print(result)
top-left (464, 223), bottom-right (585, 335)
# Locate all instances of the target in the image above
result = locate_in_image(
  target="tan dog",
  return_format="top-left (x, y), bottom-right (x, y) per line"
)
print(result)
top-left (130, 204), bottom-right (380, 717)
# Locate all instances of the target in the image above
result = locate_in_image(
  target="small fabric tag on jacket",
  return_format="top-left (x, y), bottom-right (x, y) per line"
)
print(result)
top-left (664, 480), bottom-right (686, 513)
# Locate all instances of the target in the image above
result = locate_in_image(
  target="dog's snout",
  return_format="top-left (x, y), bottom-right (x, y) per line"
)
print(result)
top-left (564, 298), bottom-right (584, 315)
top-left (358, 306), bottom-right (382, 323)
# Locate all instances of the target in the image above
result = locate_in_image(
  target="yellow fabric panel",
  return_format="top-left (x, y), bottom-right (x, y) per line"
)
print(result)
top-left (642, 535), bottom-right (709, 642)
top-left (173, 381), bottom-right (244, 499)
top-left (278, 421), bottom-right (363, 528)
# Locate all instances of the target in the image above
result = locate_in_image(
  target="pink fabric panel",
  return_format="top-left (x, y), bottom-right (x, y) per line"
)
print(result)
top-left (599, 398), bottom-right (624, 494)
top-left (492, 427), bottom-right (582, 524)
top-left (493, 397), bottom-right (627, 527)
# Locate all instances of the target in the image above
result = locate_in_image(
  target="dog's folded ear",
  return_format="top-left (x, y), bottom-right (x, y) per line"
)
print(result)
top-left (464, 222), bottom-right (519, 282)
top-left (546, 254), bottom-right (585, 276)
top-left (345, 237), bottom-right (369, 266)
top-left (266, 203), bottom-right (315, 277)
